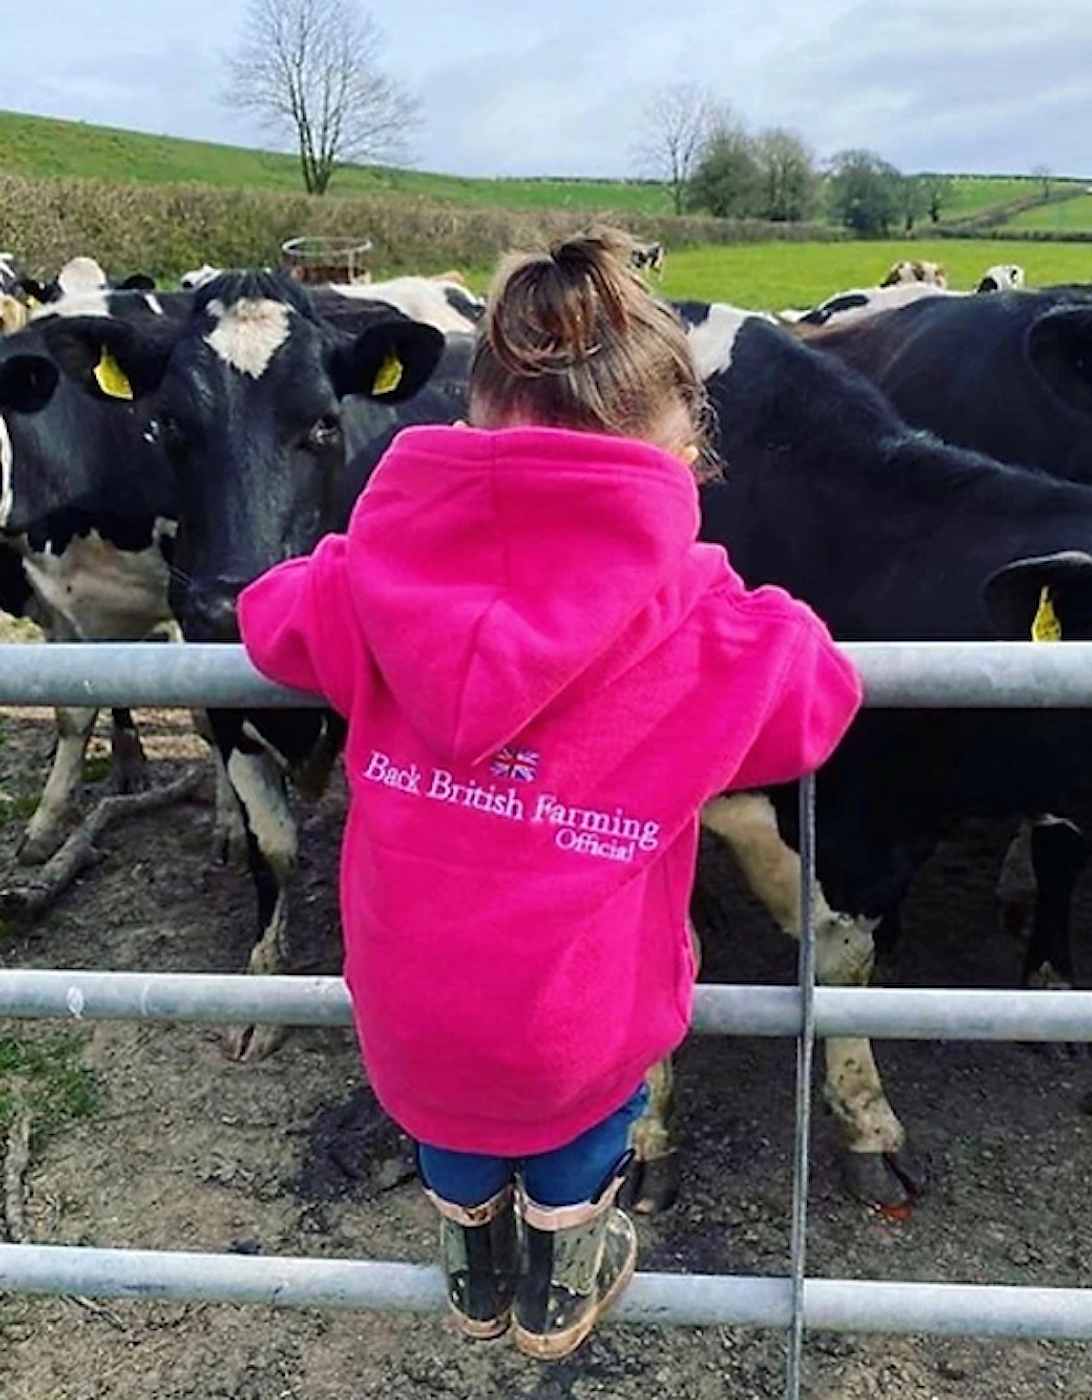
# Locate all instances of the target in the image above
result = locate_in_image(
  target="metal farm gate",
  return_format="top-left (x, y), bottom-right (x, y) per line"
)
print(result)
top-left (3, 640), bottom-right (1092, 1399)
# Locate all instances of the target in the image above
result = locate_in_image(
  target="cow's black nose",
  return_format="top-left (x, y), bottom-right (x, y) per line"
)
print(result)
top-left (182, 583), bottom-right (242, 643)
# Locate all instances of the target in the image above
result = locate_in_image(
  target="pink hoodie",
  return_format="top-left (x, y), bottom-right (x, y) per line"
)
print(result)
top-left (239, 424), bottom-right (861, 1155)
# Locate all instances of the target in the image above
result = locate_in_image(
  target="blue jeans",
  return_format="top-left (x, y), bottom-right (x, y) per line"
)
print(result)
top-left (417, 1083), bottom-right (650, 1208)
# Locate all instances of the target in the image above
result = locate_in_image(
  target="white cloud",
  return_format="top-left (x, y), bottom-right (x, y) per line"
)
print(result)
top-left (1, 0), bottom-right (1090, 177)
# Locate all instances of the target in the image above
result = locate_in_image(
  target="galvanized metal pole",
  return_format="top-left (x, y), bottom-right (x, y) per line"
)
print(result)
top-left (786, 775), bottom-right (818, 1400)
top-left (4, 969), bottom-right (1092, 1039)
top-left (5, 1244), bottom-right (1092, 1338)
top-left (4, 640), bottom-right (1092, 709)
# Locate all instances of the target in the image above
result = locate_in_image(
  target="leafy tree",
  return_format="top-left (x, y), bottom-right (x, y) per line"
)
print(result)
top-left (896, 174), bottom-right (930, 233)
top-left (633, 84), bottom-right (719, 215)
top-left (222, 0), bottom-right (420, 195)
top-left (687, 117), bottom-right (762, 219)
top-left (753, 127), bottom-right (818, 222)
top-left (918, 172), bottom-right (954, 224)
top-left (826, 149), bottom-right (904, 237)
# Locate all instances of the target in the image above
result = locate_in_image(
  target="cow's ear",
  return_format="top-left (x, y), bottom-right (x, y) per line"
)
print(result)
top-left (983, 551), bottom-right (1092, 639)
top-left (0, 354), bottom-right (60, 414)
top-left (40, 316), bottom-right (175, 401)
top-left (18, 278), bottom-right (49, 307)
top-left (118, 273), bottom-right (157, 292)
top-left (331, 321), bottom-right (445, 403)
top-left (1026, 307), bottom-right (1092, 415)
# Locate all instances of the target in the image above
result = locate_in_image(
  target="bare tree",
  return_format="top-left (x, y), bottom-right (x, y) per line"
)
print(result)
top-left (223, 0), bottom-right (421, 194)
top-left (633, 84), bottom-right (720, 214)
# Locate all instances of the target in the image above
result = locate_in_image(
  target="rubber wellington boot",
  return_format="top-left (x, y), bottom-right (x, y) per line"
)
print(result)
top-left (512, 1180), bottom-right (637, 1360)
top-left (427, 1183), bottom-right (518, 1339)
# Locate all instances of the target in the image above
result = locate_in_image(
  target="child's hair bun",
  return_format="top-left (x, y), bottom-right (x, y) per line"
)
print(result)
top-left (484, 229), bottom-right (643, 380)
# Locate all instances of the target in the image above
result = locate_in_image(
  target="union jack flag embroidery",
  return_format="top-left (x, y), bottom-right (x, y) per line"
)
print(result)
top-left (491, 745), bottom-right (540, 782)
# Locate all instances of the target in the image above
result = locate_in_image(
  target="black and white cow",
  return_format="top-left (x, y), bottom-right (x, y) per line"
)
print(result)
top-left (48, 278), bottom-right (1092, 1213)
top-left (40, 270), bottom-right (450, 1058)
top-left (20, 256), bottom-right (157, 307)
top-left (682, 301), bottom-right (1092, 1207)
top-left (805, 287), bottom-right (1092, 482)
top-left (319, 276), bottom-right (485, 334)
top-left (976, 263), bottom-right (1026, 293)
top-left (0, 287), bottom-right (192, 861)
top-left (805, 286), bottom-right (1092, 976)
top-left (788, 281), bottom-right (957, 329)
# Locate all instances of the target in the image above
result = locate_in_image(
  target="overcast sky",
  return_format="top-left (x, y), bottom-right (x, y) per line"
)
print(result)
top-left (4, 0), bottom-right (1091, 179)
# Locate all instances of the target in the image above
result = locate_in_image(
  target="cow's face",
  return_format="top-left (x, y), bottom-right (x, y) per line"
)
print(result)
top-left (42, 273), bottom-right (443, 641)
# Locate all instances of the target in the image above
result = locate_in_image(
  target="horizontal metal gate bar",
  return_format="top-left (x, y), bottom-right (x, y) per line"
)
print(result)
top-left (3, 1244), bottom-right (1092, 1340)
top-left (3, 640), bottom-right (1092, 708)
top-left (3, 969), bottom-right (1092, 1041)
top-left (4, 639), bottom-right (1092, 1382)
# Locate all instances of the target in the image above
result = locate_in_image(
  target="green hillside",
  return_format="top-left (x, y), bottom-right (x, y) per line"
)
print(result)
top-left (1004, 192), bottom-right (1092, 232)
top-left (0, 109), bottom-right (673, 214)
top-left (0, 108), bottom-right (1075, 228)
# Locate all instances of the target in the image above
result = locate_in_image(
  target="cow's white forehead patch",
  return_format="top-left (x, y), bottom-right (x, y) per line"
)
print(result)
top-left (204, 298), bottom-right (291, 378)
top-left (31, 289), bottom-right (111, 321)
top-left (684, 302), bottom-right (753, 379)
top-left (0, 416), bottom-right (13, 531)
top-left (57, 256), bottom-right (108, 298)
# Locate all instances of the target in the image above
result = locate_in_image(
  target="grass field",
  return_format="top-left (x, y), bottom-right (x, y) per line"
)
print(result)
top-left (3, 107), bottom-right (1091, 304)
top-left (0, 108), bottom-right (1079, 229)
top-left (935, 176), bottom-right (1047, 219)
top-left (651, 239), bottom-right (1092, 308)
top-left (0, 110), bottom-right (675, 213)
top-left (1005, 193), bottom-right (1092, 232)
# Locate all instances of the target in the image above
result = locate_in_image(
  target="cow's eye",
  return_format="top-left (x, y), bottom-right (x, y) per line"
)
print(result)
top-left (152, 414), bottom-right (187, 451)
top-left (306, 416), bottom-right (341, 452)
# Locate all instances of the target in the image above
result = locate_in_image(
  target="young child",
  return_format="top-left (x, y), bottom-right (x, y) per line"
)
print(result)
top-left (238, 228), bottom-right (862, 1360)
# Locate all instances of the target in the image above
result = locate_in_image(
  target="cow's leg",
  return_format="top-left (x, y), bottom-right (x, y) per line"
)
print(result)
top-left (620, 920), bottom-right (701, 1214)
top-left (1024, 817), bottom-right (1089, 988)
top-left (191, 710), bottom-right (248, 866)
top-left (1021, 818), bottom-right (1091, 1061)
top-left (997, 817), bottom-right (1089, 1058)
top-left (222, 745), bottom-right (299, 1061)
top-left (17, 705), bottom-right (98, 864)
top-left (623, 1058), bottom-right (679, 1215)
top-left (996, 819), bottom-right (1036, 942)
top-left (700, 791), bottom-right (924, 1212)
top-left (108, 708), bottom-right (147, 794)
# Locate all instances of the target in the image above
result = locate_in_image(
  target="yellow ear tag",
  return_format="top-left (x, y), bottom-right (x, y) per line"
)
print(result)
top-left (372, 351), bottom-right (403, 397)
top-left (93, 348), bottom-right (133, 401)
top-left (25, 294), bottom-right (40, 310)
top-left (1031, 585), bottom-right (1062, 642)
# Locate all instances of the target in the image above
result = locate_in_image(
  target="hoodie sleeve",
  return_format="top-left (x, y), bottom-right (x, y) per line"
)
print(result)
top-left (729, 606), bottom-right (863, 792)
top-left (237, 534), bottom-right (358, 717)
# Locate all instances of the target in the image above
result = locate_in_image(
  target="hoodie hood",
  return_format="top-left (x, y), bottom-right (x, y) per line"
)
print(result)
top-left (345, 423), bottom-right (705, 763)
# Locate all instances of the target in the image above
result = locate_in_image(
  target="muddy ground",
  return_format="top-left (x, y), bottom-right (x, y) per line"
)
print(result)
top-left (1, 687), bottom-right (1092, 1400)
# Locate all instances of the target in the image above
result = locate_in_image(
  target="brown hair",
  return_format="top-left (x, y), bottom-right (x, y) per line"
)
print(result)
top-left (469, 227), bottom-right (709, 464)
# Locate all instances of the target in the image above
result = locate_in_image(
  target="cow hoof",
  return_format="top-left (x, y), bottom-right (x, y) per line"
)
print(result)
top-left (619, 1149), bottom-right (679, 1215)
top-left (223, 1022), bottom-right (290, 1062)
top-left (15, 826), bottom-right (67, 867)
top-left (211, 824), bottom-right (248, 870)
top-left (842, 1146), bottom-right (927, 1215)
top-left (108, 764), bottom-right (149, 796)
